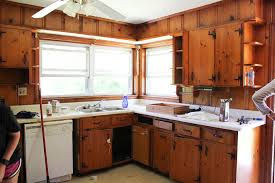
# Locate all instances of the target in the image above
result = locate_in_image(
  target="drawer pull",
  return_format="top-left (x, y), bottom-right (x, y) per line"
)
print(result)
top-left (160, 134), bottom-right (167, 139)
top-left (182, 129), bottom-right (192, 134)
top-left (93, 122), bottom-right (102, 125)
top-left (213, 133), bottom-right (223, 138)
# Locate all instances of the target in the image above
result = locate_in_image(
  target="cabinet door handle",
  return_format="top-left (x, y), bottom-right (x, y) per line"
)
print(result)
top-left (213, 133), bottom-right (223, 139)
top-left (234, 75), bottom-right (243, 81)
top-left (217, 72), bottom-right (221, 81)
top-left (23, 53), bottom-right (28, 65)
top-left (195, 144), bottom-right (202, 152)
top-left (205, 145), bottom-right (208, 156)
top-left (194, 176), bottom-right (201, 182)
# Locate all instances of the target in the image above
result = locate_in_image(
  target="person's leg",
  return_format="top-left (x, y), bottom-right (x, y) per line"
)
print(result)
top-left (2, 172), bottom-right (19, 183)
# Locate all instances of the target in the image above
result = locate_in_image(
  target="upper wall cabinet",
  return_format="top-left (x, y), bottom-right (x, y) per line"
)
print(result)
top-left (188, 23), bottom-right (242, 87)
top-left (0, 25), bottom-right (32, 69)
top-left (215, 23), bottom-right (242, 86)
top-left (188, 28), bottom-right (215, 86)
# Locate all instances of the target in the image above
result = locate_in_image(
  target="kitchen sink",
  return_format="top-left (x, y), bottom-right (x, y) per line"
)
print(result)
top-left (76, 105), bottom-right (124, 113)
top-left (102, 107), bottom-right (124, 111)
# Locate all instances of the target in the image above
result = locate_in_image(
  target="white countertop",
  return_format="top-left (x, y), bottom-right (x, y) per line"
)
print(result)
top-left (16, 103), bottom-right (266, 132)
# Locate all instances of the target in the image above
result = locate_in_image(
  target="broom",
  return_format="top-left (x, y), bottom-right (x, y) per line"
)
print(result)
top-left (38, 86), bottom-right (50, 183)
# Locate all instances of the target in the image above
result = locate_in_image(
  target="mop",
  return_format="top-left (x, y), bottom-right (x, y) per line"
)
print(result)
top-left (38, 86), bottom-right (50, 183)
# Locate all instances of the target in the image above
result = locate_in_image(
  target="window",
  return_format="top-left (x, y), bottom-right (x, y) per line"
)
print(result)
top-left (92, 46), bottom-right (133, 95)
top-left (40, 41), bottom-right (90, 96)
top-left (146, 46), bottom-right (176, 96)
top-left (40, 41), bottom-right (133, 97)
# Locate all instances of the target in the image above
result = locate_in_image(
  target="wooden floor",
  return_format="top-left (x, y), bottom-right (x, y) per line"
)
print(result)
top-left (69, 164), bottom-right (174, 183)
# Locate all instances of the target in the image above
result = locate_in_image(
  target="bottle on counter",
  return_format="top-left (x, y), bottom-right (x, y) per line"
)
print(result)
top-left (245, 67), bottom-right (255, 86)
top-left (122, 95), bottom-right (128, 108)
top-left (46, 102), bottom-right (52, 116)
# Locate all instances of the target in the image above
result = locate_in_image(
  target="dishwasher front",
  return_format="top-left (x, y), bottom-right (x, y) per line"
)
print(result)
top-left (24, 120), bottom-right (73, 183)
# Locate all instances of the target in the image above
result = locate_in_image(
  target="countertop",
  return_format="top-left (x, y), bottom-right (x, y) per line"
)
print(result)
top-left (16, 104), bottom-right (265, 132)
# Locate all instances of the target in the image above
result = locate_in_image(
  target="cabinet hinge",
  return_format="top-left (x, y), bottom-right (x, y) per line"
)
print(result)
top-left (194, 176), bottom-right (201, 182)
top-left (195, 144), bottom-right (202, 152)
top-left (173, 140), bottom-right (176, 150)
top-left (227, 152), bottom-right (236, 160)
top-left (81, 162), bottom-right (88, 168)
top-left (0, 31), bottom-right (6, 37)
top-left (208, 30), bottom-right (216, 39)
top-left (82, 135), bottom-right (88, 141)
top-left (235, 28), bottom-right (243, 36)
top-left (234, 75), bottom-right (243, 81)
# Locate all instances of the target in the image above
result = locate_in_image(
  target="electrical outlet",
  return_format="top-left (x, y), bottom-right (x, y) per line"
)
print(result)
top-left (18, 87), bottom-right (27, 96)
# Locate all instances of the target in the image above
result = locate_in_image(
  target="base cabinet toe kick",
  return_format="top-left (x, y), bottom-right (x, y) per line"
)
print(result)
top-left (19, 113), bottom-right (263, 183)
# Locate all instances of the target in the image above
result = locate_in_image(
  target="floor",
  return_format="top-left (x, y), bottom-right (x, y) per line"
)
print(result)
top-left (69, 164), bottom-right (175, 183)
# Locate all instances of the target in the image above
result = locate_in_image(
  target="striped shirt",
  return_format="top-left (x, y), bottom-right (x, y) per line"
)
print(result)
top-left (252, 79), bottom-right (275, 115)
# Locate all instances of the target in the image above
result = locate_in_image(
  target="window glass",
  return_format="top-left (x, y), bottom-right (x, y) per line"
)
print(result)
top-left (146, 46), bottom-right (176, 96)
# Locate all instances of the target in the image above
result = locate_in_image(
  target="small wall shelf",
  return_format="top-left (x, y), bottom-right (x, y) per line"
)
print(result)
top-left (172, 32), bottom-right (188, 86)
top-left (242, 20), bottom-right (266, 88)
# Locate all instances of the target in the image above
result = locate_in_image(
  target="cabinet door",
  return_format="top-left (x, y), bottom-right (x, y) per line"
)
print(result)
top-left (0, 27), bottom-right (31, 68)
top-left (215, 23), bottom-right (242, 86)
top-left (170, 137), bottom-right (201, 183)
top-left (153, 128), bottom-right (172, 174)
top-left (189, 29), bottom-right (215, 86)
top-left (132, 125), bottom-right (150, 166)
top-left (81, 129), bottom-right (112, 172)
top-left (200, 142), bottom-right (236, 183)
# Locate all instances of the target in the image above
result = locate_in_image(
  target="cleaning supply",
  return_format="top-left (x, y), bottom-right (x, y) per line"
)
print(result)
top-left (46, 102), bottom-right (52, 116)
top-left (122, 95), bottom-right (128, 108)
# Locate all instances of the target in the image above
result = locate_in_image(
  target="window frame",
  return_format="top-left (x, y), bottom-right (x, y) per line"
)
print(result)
top-left (39, 40), bottom-right (134, 97)
top-left (145, 45), bottom-right (176, 97)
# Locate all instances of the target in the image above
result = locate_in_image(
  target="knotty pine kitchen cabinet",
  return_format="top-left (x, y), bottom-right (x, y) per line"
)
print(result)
top-left (170, 122), bottom-right (262, 183)
top-left (0, 25), bottom-right (32, 68)
top-left (215, 23), bottom-right (242, 86)
top-left (188, 22), bottom-right (242, 87)
top-left (81, 129), bottom-right (112, 173)
top-left (188, 28), bottom-right (215, 86)
top-left (75, 114), bottom-right (134, 174)
top-left (170, 136), bottom-right (201, 183)
top-left (132, 124), bottom-right (152, 166)
top-left (153, 123), bottom-right (172, 174)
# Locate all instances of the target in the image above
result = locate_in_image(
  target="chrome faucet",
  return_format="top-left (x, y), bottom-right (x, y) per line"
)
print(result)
top-left (92, 99), bottom-right (105, 108)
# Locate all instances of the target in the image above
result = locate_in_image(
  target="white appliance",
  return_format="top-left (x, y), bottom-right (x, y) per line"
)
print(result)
top-left (24, 120), bottom-right (73, 183)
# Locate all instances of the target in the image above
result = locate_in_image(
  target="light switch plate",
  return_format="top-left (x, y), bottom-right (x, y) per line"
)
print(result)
top-left (18, 87), bottom-right (27, 96)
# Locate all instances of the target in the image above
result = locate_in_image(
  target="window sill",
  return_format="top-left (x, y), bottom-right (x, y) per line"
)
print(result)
top-left (42, 95), bottom-right (138, 103)
top-left (138, 95), bottom-right (179, 103)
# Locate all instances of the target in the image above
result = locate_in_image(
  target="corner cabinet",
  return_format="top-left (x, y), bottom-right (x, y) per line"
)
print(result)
top-left (0, 25), bottom-right (32, 68)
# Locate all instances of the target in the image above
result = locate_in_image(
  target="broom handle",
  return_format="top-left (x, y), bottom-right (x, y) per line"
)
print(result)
top-left (38, 87), bottom-right (50, 183)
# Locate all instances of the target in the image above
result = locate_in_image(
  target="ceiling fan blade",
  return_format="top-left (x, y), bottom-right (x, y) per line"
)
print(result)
top-left (32, 0), bottom-right (70, 18)
top-left (88, 0), bottom-right (126, 21)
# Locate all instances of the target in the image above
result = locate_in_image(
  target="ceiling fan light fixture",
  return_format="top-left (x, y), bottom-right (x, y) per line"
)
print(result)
top-left (63, 1), bottom-right (81, 17)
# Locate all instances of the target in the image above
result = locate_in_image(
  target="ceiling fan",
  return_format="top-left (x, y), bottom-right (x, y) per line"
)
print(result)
top-left (32, 0), bottom-right (126, 21)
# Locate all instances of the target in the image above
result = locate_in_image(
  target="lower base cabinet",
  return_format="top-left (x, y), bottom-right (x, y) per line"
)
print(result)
top-left (153, 128), bottom-right (172, 174)
top-left (81, 129), bottom-right (112, 172)
top-left (132, 125), bottom-right (151, 166)
top-left (200, 142), bottom-right (236, 183)
top-left (170, 136), bottom-right (201, 183)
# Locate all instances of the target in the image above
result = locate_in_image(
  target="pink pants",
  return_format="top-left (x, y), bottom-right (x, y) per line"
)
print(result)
top-left (4, 159), bottom-right (21, 180)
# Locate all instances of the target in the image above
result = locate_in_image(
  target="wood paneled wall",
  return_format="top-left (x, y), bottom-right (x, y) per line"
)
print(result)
top-left (0, 1), bottom-right (136, 40)
top-left (136, 0), bottom-right (263, 39)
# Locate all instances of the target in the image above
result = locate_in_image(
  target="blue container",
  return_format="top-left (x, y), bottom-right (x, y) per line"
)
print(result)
top-left (122, 95), bottom-right (128, 108)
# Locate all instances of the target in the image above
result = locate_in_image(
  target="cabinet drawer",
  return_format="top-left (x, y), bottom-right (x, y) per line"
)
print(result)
top-left (175, 123), bottom-right (200, 138)
top-left (153, 119), bottom-right (173, 131)
top-left (202, 128), bottom-right (236, 145)
top-left (111, 114), bottom-right (133, 127)
top-left (81, 116), bottom-right (112, 130)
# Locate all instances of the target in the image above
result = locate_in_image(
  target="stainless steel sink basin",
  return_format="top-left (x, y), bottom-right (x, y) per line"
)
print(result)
top-left (102, 107), bottom-right (124, 111)
top-left (76, 105), bottom-right (124, 113)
